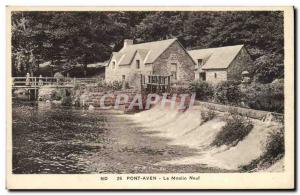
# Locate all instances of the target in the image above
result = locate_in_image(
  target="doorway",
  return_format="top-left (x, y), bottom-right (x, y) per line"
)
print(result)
top-left (199, 72), bottom-right (206, 81)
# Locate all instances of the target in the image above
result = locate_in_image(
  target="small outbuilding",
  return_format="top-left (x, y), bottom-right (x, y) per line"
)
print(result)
top-left (188, 45), bottom-right (253, 83)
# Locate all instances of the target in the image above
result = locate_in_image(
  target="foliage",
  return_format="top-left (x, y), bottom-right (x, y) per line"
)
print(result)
top-left (12, 12), bottom-right (142, 76)
top-left (214, 81), bottom-right (241, 105)
top-left (239, 127), bottom-right (284, 172)
top-left (211, 113), bottom-right (253, 147)
top-left (61, 96), bottom-right (72, 106)
top-left (242, 80), bottom-right (284, 113)
top-left (188, 81), bottom-right (214, 101)
top-left (264, 127), bottom-right (285, 160)
top-left (12, 11), bottom-right (283, 83)
top-left (185, 79), bottom-right (283, 113)
top-left (111, 81), bottom-right (123, 91)
top-left (253, 54), bottom-right (284, 83)
top-left (96, 80), bottom-right (127, 91)
top-left (170, 84), bottom-right (190, 95)
top-left (200, 108), bottom-right (216, 124)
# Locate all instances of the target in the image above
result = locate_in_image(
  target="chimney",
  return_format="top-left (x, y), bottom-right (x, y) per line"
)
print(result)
top-left (123, 39), bottom-right (133, 48)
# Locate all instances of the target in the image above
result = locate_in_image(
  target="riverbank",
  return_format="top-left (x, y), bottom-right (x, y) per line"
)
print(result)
top-left (12, 100), bottom-right (283, 173)
top-left (12, 102), bottom-right (229, 174)
top-left (125, 104), bottom-right (284, 172)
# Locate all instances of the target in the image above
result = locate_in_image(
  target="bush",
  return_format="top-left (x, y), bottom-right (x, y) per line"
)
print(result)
top-left (264, 127), bottom-right (284, 159)
top-left (239, 127), bottom-right (284, 172)
top-left (200, 108), bottom-right (216, 124)
top-left (214, 80), bottom-right (241, 105)
top-left (61, 96), bottom-right (72, 106)
top-left (96, 80), bottom-right (129, 91)
top-left (211, 113), bottom-right (253, 147)
top-left (243, 81), bottom-right (284, 113)
top-left (111, 81), bottom-right (123, 90)
top-left (96, 80), bottom-right (108, 88)
top-left (188, 81), bottom-right (214, 101)
top-left (170, 84), bottom-right (190, 95)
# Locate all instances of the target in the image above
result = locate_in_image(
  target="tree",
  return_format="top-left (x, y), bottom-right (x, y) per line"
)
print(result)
top-left (11, 11), bottom-right (284, 83)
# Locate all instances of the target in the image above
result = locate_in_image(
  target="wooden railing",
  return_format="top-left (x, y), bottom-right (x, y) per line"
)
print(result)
top-left (12, 77), bottom-right (99, 88)
top-left (140, 74), bottom-right (171, 93)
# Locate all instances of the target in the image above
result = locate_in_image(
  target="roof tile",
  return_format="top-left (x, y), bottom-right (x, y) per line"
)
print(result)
top-left (188, 45), bottom-right (244, 69)
top-left (113, 38), bottom-right (177, 65)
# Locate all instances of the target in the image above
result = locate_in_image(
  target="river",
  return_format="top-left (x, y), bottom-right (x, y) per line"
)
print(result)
top-left (12, 101), bottom-right (228, 174)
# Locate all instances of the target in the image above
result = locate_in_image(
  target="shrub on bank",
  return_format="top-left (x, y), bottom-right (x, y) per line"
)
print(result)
top-left (211, 113), bottom-right (254, 147)
top-left (200, 108), bottom-right (216, 124)
top-left (214, 80), bottom-right (241, 105)
top-left (264, 126), bottom-right (285, 160)
top-left (188, 81), bottom-right (214, 101)
top-left (111, 81), bottom-right (123, 90)
top-left (188, 79), bottom-right (283, 113)
top-left (170, 84), bottom-right (190, 95)
top-left (239, 126), bottom-right (284, 172)
top-left (242, 81), bottom-right (284, 113)
top-left (96, 80), bottom-right (129, 91)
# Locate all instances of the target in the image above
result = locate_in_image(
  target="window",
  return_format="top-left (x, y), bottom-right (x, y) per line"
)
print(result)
top-left (136, 60), bottom-right (140, 69)
top-left (171, 63), bottom-right (177, 80)
top-left (214, 73), bottom-right (217, 78)
top-left (198, 59), bottom-right (203, 67)
top-left (122, 75), bottom-right (125, 80)
top-left (112, 61), bottom-right (116, 69)
top-left (199, 72), bottom-right (206, 81)
top-left (171, 71), bottom-right (177, 80)
top-left (170, 54), bottom-right (177, 60)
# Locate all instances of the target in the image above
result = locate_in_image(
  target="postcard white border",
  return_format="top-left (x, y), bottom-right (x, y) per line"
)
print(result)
top-left (6, 6), bottom-right (294, 189)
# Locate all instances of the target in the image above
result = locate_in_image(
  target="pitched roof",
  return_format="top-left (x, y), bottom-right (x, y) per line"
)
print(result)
top-left (188, 45), bottom-right (244, 69)
top-left (112, 38), bottom-right (177, 65)
top-left (87, 61), bottom-right (109, 68)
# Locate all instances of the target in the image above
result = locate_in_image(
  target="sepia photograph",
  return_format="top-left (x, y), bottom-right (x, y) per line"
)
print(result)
top-left (6, 6), bottom-right (294, 189)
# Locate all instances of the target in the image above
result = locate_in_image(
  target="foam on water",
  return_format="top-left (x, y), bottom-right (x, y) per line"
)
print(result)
top-left (129, 104), bottom-right (282, 171)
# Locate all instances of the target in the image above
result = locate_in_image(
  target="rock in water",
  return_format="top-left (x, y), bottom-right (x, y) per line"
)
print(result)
top-left (52, 100), bottom-right (62, 105)
top-left (88, 105), bottom-right (95, 110)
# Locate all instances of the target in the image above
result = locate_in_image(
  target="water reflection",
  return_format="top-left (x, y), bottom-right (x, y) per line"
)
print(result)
top-left (12, 101), bottom-right (107, 174)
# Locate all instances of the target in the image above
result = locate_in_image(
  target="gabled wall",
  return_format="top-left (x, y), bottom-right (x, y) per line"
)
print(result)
top-left (205, 69), bottom-right (227, 83)
top-left (195, 47), bottom-right (253, 83)
top-left (152, 41), bottom-right (195, 83)
top-left (227, 47), bottom-right (253, 81)
top-left (105, 40), bottom-right (195, 88)
top-left (105, 51), bottom-right (152, 88)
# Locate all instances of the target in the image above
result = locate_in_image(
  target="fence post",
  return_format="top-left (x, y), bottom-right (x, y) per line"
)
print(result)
top-left (167, 76), bottom-right (171, 92)
top-left (34, 77), bottom-right (37, 100)
top-left (158, 75), bottom-right (161, 93)
top-left (140, 74), bottom-right (143, 93)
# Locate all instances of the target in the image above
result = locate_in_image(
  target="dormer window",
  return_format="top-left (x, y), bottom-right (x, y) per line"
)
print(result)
top-left (112, 61), bottom-right (116, 69)
top-left (136, 60), bottom-right (140, 69)
top-left (198, 59), bottom-right (203, 67)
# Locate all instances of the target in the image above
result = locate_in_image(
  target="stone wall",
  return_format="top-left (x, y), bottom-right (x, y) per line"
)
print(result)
top-left (152, 41), bottom-right (195, 83)
top-left (194, 47), bottom-right (253, 83)
top-left (105, 52), bottom-right (152, 88)
top-left (205, 69), bottom-right (227, 83)
top-left (194, 100), bottom-right (283, 123)
top-left (227, 47), bottom-right (253, 81)
top-left (106, 40), bottom-right (195, 88)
